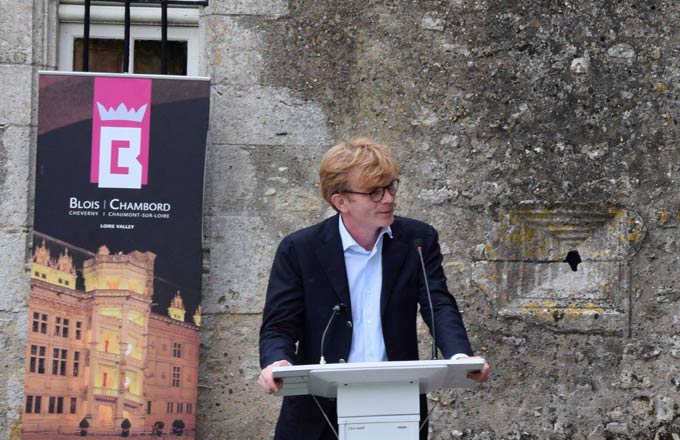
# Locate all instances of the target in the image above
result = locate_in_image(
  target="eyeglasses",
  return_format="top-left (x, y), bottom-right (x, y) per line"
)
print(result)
top-left (343, 179), bottom-right (399, 202)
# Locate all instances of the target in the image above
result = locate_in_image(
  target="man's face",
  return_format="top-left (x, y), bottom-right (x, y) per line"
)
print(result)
top-left (339, 169), bottom-right (397, 232)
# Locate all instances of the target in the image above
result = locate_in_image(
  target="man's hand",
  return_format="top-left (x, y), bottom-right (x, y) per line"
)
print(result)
top-left (258, 360), bottom-right (291, 394)
top-left (465, 356), bottom-right (490, 383)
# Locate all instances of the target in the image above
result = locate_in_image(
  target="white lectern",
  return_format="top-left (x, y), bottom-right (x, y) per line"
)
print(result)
top-left (273, 359), bottom-right (483, 440)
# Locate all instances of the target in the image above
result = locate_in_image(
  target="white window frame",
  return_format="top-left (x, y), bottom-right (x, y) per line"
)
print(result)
top-left (57, 2), bottom-right (201, 76)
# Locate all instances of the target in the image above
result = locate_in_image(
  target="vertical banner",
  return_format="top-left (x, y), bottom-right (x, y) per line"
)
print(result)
top-left (24, 72), bottom-right (210, 439)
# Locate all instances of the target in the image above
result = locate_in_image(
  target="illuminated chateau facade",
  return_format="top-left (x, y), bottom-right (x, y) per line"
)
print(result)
top-left (24, 240), bottom-right (201, 436)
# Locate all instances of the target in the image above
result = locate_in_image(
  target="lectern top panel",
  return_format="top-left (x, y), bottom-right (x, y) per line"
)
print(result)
top-left (272, 359), bottom-right (483, 398)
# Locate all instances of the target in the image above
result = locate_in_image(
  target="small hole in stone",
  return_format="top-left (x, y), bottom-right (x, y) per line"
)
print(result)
top-left (565, 250), bottom-right (582, 271)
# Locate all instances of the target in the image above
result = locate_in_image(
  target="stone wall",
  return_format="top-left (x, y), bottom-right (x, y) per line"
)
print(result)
top-left (1, 0), bottom-right (679, 439)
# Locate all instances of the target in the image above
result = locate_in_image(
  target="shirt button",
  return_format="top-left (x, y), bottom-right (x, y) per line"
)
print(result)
top-left (367, 320), bottom-right (373, 325)
top-left (346, 321), bottom-right (352, 328)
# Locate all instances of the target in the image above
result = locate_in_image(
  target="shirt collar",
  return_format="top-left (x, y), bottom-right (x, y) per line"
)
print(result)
top-left (338, 215), bottom-right (393, 252)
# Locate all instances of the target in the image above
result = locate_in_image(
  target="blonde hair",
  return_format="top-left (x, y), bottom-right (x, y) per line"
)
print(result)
top-left (319, 138), bottom-right (399, 208)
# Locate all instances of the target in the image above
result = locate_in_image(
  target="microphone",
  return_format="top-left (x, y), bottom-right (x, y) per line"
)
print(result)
top-left (414, 239), bottom-right (437, 360)
top-left (319, 303), bottom-right (346, 364)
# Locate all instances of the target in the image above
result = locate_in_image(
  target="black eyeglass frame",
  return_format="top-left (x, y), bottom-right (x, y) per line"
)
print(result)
top-left (342, 179), bottom-right (400, 202)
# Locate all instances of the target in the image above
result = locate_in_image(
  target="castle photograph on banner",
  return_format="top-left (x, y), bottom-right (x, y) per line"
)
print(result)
top-left (24, 72), bottom-right (210, 439)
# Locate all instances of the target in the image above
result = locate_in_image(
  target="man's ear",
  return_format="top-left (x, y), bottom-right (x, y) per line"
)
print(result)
top-left (330, 193), bottom-right (347, 213)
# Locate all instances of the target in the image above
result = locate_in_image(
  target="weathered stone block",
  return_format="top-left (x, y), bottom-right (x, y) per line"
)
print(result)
top-left (0, 126), bottom-right (30, 229)
top-left (0, 232), bottom-right (29, 313)
top-left (197, 313), bottom-right (279, 440)
top-left (203, 215), bottom-right (276, 314)
top-left (203, 15), bottom-right (264, 86)
top-left (209, 85), bottom-right (331, 147)
top-left (0, 65), bottom-right (33, 126)
top-left (0, 0), bottom-right (32, 65)
top-left (472, 204), bottom-right (644, 334)
top-left (205, 0), bottom-right (288, 17)
top-left (0, 310), bottom-right (28, 439)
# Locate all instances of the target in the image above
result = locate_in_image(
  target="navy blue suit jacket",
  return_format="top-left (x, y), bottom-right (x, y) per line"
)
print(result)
top-left (259, 214), bottom-right (473, 440)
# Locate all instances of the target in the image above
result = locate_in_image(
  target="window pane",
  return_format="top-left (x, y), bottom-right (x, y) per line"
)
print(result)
top-left (74, 38), bottom-right (124, 73)
top-left (134, 40), bottom-right (187, 75)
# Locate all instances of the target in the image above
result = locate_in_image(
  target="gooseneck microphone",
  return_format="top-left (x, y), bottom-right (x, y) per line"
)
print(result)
top-left (414, 239), bottom-right (437, 360)
top-left (319, 303), bottom-right (346, 364)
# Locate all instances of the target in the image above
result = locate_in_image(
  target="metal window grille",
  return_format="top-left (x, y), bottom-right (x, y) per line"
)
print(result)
top-left (82, 0), bottom-right (208, 74)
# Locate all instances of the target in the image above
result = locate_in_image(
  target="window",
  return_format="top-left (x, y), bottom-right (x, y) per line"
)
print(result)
top-left (48, 396), bottom-right (63, 414)
top-left (70, 397), bottom-right (77, 414)
top-left (75, 321), bottom-right (82, 340)
top-left (73, 351), bottom-right (80, 377)
top-left (58, 2), bottom-right (201, 75)
top-left (177, 402), bottom-right (183, 414)
top-left (32, 312), bottom-right (48, 334)
top-left (167, 402), bottom-right (173, 414)
top-left (52, 348), bottom-right (68, 376)
top-left (147, 401), bottom-right (152, 415)
top-left (187, 402), bottom-right (192, 414)
top-left (55, 317), bottom-right (60, 336)
top-left (25, 395), bottom-right (42, 414)
top-left (29, 345), bottom-right (47, 374)
top-left (53, 317), bottom-right (71, 337)
top-left (171, 366), bottom-right (181, 387)
top-left (172, 342), bottom-right (182, 358)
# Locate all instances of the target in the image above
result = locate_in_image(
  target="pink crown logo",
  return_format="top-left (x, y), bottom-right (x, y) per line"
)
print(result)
top-left (96, 102), bottom-right (148, 122)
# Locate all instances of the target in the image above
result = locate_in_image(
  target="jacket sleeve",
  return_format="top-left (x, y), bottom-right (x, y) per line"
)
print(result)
top-left (259, 235), bottom-right (305, 368)
top-left (418, 225), bottom-right (473, 357)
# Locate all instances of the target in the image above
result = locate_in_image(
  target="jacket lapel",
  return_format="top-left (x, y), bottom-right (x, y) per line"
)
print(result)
top-left (380, 220), bottom-right (409, 316)
top-left (314, 215), bottom-right (352, 308)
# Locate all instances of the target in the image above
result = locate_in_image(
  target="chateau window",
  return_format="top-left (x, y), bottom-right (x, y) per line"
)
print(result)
top-left (167, 402), bottom-right (173, 413)
top-left (177, 402), bottom-right (183, 414)
top-left (52, 348), bottom-right (68, 376)
top-left (25, 395), bottom-right (42, 414)
top-left (70, 397), bottom-right (77, 414)
top-left (171, 366), bottom-right (181, 387)
top-left (62, 318), bottom-right (70, 338)
top-left (186, 402), bottom-right (192, 414)
top-left (172, 342), bottom-right (182, 358)
top-left (75, 321), bottom-right (82, 340)
top-left (48, 396), bottom-right (64, 414)
top-left (32, 312), bottom-right (48, 334)
top-left (57, 2), bottom-right (201, 75)
top-left (29, 345), bottom-right (47, 374)
top-left (147, 401), bottom-right (152, 415)
top-left (73, 351), bottom-right (80, 377)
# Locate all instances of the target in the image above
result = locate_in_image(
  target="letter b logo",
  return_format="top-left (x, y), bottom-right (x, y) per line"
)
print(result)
top-left (91, 77), bottom-right (151, 189)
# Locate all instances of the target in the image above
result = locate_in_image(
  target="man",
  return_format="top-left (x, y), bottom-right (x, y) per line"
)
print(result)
top-left (259, 138), bottom-right (490, 440)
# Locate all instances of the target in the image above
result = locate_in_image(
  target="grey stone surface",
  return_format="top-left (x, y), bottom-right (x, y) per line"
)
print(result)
top-left (0, 65), bottom-right (33, 126)
top-left (0, 126), bottom-right (30, 229)
top-left (204, 15), bottom-right (265, 86)
top-left (0, 232), bottom-right (29, 313)
top-left (0, 310), bottom-right (27, 439)
top-left (204, 0), bottom-right (288, 17)
top-left (203, 215), bottom-right (276, 314)
top-left (196, 313), bottom-right (279, 440)
top-left (209, 85), bottom-right (332, 147)
top-left (0, 0), bottom-right (33, 65)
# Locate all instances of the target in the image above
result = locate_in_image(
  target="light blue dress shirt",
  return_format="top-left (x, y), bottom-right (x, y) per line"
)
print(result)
top-left (339, 215), bottom-right (393, 363)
